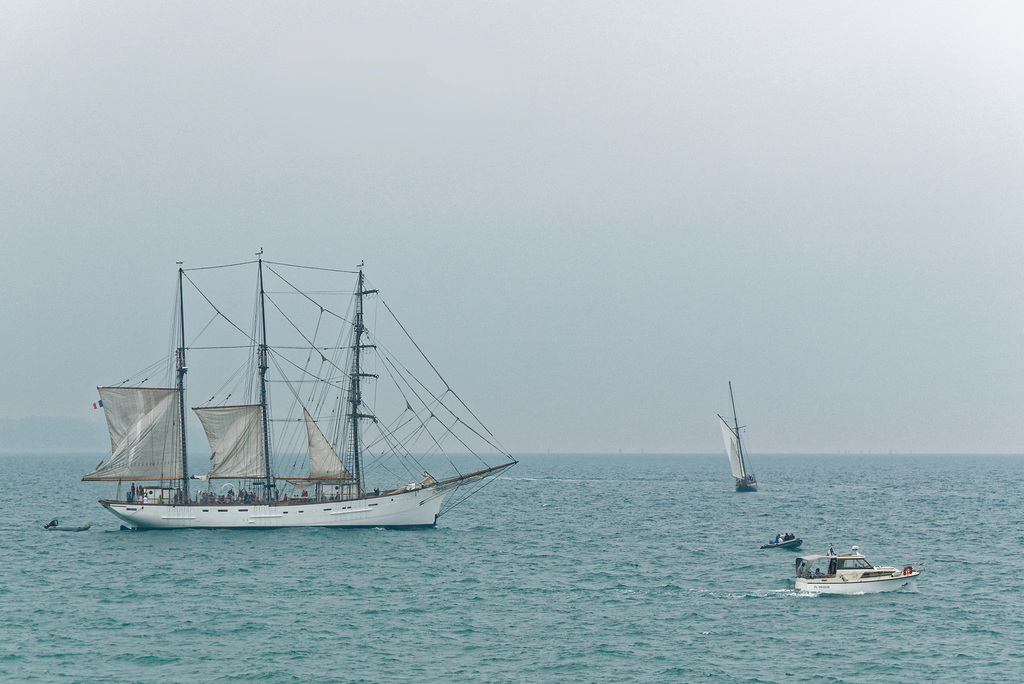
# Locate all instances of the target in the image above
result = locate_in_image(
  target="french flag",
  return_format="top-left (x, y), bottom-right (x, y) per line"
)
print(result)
top-left (93, 400), bottom-right (104, 409)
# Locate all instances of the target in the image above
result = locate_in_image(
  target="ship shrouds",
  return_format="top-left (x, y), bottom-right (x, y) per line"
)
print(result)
top-left (84, 257), bottom-right (516, 529)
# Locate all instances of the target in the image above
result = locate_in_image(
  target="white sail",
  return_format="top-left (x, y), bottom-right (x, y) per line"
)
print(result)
top-left (84, 387), bottom-right (181, 481)
top-left (304, 408), bottom-right (351, 480)
top-left (719, 415), bottom-right (746, 479)
top-left (194, 404), bottom-right (264, 479)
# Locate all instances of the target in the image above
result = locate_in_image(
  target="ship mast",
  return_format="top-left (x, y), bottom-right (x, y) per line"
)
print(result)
top-left (257, 253), bottom-right (275, 497)
top-left (176, 264), bottom-right (190, 501)
top-left (349, 263), bottom-right (377, 495)
top-left (728, 380), bottom-right (745, 477)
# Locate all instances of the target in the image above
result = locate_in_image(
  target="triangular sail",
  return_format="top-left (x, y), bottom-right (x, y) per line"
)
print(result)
top-left (719, 415), bottom-right (746, 479)
top-left (194, 404), bottom-right (264, 479)
top-left (304, 408), bottom-right (351, 480)
top-left (84, 386), bottom-right (181, 481)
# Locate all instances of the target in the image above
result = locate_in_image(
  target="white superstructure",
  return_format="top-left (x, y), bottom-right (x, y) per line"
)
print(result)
top-left (794, 546), bottom-right (921, 594)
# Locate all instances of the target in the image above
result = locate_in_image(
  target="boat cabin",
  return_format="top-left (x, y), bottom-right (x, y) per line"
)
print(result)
top-left (795, 547), bottom-right (900, 581)
top-left (137, 487), bottom-right (180, 504)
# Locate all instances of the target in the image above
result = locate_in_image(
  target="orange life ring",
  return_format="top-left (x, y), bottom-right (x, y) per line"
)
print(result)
top-left (902, 565), bottom-right (913, 576)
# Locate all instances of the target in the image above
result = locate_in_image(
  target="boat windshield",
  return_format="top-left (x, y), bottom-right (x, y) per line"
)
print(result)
top-left (837, 557), bottom-right (872, 570)
top-left (797, 555), bottom-right (875, 578)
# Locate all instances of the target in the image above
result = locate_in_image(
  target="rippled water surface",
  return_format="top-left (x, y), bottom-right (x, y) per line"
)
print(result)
top-left (3, 453), bottom-right (1024, 682)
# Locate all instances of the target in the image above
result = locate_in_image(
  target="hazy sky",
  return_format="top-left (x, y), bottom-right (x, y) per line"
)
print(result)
top-left (2, 2), bottom-right (1023, 454)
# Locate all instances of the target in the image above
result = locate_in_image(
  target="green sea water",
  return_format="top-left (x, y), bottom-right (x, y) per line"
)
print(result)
top-left (2, 453), bottom-right (1022, 682)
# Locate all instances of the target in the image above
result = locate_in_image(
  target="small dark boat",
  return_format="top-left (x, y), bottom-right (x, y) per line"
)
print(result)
top-left (761, 537), bottom-right (802, 549)
top-left (735, 474), bottom-right (757, 492)
top-left (43, 519), bottom-right (91, 532)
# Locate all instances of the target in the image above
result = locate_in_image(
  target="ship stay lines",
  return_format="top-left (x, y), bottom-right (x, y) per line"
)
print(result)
top-left (84, 256), bottom-right (516, 529)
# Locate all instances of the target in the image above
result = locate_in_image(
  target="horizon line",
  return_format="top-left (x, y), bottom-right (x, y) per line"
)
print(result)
top-left (4, 449), bottom-right (1024, 458)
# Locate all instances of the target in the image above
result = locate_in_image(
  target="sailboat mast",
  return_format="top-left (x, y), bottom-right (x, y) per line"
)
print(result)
top-left (349, 264), bottom-right (377, 495)
top-left (257, 255), bottom-right (275, 495)
top-left (177, 265), bottom-right (190, 501)
top-left (728, 380), bottom-right (745, 477)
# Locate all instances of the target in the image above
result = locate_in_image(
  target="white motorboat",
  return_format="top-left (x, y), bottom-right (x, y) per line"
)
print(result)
top-left (794, 546), bottom-right (921, 594)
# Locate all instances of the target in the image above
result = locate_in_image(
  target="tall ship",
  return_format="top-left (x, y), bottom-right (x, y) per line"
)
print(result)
top-left (84, 255), bottom-right (516, 529)
top-left (717, 381), bottom-right (757, 491)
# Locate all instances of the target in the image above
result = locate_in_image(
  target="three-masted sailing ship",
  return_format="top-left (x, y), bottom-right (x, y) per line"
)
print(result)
top-left (84, 256), bottom-right (516, 529)
top-left (717, 381), bottom-right (757, 492)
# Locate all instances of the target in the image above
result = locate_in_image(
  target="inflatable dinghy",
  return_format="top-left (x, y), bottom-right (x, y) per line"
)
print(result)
top-left (43, 519), bottom-right (91, 532)
top-left (760, 537), bottom-right (802, 549)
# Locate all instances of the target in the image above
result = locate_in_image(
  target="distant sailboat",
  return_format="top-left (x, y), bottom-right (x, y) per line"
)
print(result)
top-left (718, 381), bottom-right (757, 492)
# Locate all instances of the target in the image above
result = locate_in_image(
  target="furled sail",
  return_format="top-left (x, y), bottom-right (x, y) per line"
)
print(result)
top-left (84, 387), bottom-right (181, 481)
top-left (719, 415), bottom-right (745, 479)
top-left (304, 409), bottom-right (351, 480)
top-left (194, 404), bottom-right (264, 479)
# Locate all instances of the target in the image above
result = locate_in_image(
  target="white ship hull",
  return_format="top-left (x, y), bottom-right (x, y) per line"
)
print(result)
top-left (795, 572), bottom-right (919, 594)
top-left (102, 486), bottom-right (446, 530)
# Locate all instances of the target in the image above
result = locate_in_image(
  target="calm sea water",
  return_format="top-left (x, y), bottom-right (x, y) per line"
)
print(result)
top-left (2, 452), bottom-right (1023, 683)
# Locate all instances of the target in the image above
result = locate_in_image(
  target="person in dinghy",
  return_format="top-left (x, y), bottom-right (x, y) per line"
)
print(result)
top-left (761, 532), bottom-right (802, 549)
